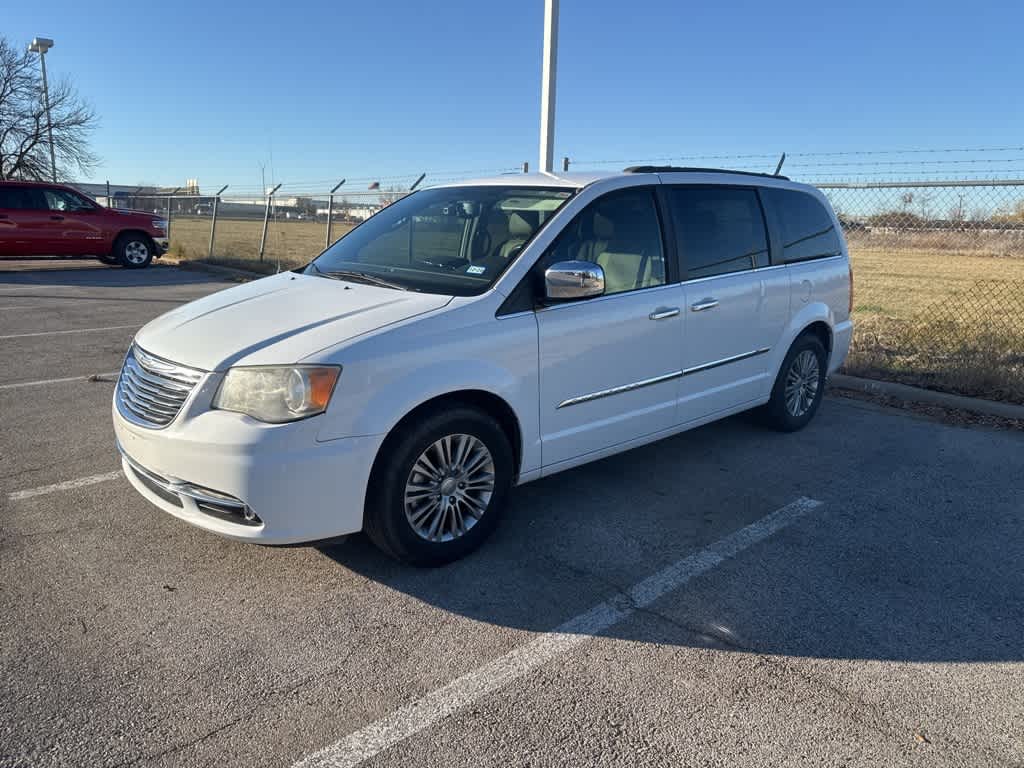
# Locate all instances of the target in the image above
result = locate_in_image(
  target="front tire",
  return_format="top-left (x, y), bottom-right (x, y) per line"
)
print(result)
top-left (761, 334), bottom-right (827, 432)
top-left (114, 233), bottom-right (153, 269)
top-left (365, 405), bottom-right (514, 566)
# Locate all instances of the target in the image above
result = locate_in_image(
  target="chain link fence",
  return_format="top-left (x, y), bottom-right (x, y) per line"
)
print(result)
top-left (821, 180), bottom-right (1024, 403)
top-left (102, 172), bottom-right (1024, 405)
top-left (105, 189), bottom-right (399, 271)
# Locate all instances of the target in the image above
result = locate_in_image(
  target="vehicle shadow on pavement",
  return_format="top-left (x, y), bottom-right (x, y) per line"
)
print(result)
top-left (317, 403), bottom-right (1024, 664)
top-left (0, 263), bottom-right (225, 290)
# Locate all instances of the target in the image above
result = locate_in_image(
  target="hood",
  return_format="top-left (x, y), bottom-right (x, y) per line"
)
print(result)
top-left (111, 208), bottom-right (159, 219)
top-left (135, 271), bottom-right (452, 370)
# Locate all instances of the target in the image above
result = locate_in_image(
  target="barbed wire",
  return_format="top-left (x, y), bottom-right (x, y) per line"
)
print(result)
top-left (572, 146), bottom-right (1024, 166)
top-left (78, 148), bottom-right (1024, 195)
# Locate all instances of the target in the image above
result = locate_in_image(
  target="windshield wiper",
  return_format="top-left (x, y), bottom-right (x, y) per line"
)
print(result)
top-left (312, 265), bottom-right (410, 291)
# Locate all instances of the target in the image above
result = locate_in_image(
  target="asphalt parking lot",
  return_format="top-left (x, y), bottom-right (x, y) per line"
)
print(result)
top-left (2, 264), bottom-right (1022, 768)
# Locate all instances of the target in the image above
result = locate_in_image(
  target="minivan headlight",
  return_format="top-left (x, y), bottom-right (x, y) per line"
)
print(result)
top-left (213, 365), bottom-right (341, 423)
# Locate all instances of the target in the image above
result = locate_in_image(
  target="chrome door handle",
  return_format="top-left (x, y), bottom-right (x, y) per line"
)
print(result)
top-left (690, 298), bottom-right (719, 312)
top-left (649, 307), bottom-right (680, 321)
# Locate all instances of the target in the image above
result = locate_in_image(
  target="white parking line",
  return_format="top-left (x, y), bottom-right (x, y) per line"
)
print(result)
top-left (293, 496), bottom-right (824, 768)
top-left (0, 325), bottom-right (136, 340)
top-left (0, 372), bottom-right (119, 391)
top-left (8, 470), bottom-right (123, 501)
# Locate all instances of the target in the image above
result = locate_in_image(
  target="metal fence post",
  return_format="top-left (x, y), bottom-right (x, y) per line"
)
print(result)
top-left (259, 183), bottom-right (282, 262)
top-left (326, 178), bottom-right (346, 248)
top-left (208, 184), bottom-right (228, 260)
top-left (165, 187), bottom-right (180, 241)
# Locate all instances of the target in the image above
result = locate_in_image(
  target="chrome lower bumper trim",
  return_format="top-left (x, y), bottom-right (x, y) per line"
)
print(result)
top-left (119, 447), bottom-right (261, 526)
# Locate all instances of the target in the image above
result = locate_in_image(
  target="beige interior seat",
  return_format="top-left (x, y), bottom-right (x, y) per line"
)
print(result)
top-left (498, 213), bottom-right (533, 260)
top-left (587, 206), bottom-right (663, 294)
top-left (596, 249), bottom-right (654, 294)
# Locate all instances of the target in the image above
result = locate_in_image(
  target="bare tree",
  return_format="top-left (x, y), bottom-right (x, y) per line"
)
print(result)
top-left (0, 37), bottom-right (99, 180)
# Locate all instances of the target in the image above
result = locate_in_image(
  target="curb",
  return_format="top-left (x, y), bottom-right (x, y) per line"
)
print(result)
top-left (176, 261), bottom-right (266, 281)
top-left (830, 373), bottom-right (1024, 421)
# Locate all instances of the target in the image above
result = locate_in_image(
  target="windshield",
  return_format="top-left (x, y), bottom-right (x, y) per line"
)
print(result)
top-left (305, 186), bottom-right (575, 295)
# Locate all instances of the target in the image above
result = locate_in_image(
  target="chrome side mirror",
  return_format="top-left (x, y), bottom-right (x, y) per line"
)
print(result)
top-left (544, 260), bottom-right (605, 301)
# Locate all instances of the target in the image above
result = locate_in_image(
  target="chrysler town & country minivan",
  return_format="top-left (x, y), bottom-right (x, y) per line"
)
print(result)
top-left (113, 167), bottom-right (852, 565)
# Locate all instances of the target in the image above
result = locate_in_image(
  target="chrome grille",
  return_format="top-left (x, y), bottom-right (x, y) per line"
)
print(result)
top-left (116, 345), bottom-right (205, 428)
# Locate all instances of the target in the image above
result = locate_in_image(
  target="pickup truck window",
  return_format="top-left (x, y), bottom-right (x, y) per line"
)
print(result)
top-left (668, 187), bottom-right (769, 279)
top-left (761, 188), bottom-right (842, 264)
top-left (42, 188), bottom-right (96, 212)
top-left (0, 187), bottom-right (32, 209)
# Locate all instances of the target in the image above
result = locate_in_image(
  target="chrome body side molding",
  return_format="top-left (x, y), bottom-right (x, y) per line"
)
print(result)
top-left (557, 348), bottom-right (771, 409)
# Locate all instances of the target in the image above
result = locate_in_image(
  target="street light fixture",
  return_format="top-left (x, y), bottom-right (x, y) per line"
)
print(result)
top-left (27, 37), bottom-right (57, 182)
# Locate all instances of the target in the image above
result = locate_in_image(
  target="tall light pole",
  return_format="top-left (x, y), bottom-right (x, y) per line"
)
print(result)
top-left (27, 37), bottom-right (57, 182)
top-left (538, 0), bottom-right (558, 173)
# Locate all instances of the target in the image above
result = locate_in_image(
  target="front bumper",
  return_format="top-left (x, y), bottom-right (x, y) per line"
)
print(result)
top-left (113, 400), bottom-right (384, 544)
top-left (153, 236), bottom-right (169, 256)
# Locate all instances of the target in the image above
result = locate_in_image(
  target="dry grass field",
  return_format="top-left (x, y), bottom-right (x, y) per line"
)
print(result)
top-left (845, 246), bottom-right (1024, 403)
top-left (168, 215), bottom-right (354, 270)
top-left (168, 216), bottom-right (1024, 403)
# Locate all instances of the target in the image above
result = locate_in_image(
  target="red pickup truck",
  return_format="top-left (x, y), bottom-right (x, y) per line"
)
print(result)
top-left (0, 181), bottom-right (167, 268)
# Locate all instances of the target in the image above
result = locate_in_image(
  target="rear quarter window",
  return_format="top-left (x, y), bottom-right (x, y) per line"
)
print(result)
top-left (762, 188), bottom-right (843, 264)
top-left (0, 187), bottom-right (32, 209)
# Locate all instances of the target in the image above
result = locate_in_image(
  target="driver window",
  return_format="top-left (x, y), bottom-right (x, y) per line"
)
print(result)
top-left (543, 188), bottom-right (666, 296)
top-left (43, 189), bottom-right (89, 212)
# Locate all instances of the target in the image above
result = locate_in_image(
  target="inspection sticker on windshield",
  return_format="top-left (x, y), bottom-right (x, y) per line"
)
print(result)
top-left (466, 265), bottom-right (486, 275)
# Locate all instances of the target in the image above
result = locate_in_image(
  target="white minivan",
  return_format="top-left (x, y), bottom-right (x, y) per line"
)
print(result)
top-left (113, 167), bottom-right (853, 565)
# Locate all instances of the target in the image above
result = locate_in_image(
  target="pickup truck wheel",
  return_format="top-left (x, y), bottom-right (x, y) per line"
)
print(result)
top-left (365, 406), bottom-right (514, 566)
top-left (114, 233), bottom-right (153, 269)
top-left (761, 335), bottom-right (827, 432)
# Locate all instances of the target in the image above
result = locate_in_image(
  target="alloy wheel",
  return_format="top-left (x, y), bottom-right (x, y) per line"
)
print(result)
top-left (124, 240), bottom-right (150, 264)
top-left (784, 349), bottom-right (820, 417)
top-left (404, 434), bottom-right (496, 542)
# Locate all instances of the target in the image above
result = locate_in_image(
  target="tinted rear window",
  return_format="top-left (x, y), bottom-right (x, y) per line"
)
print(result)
top-left (0, 187), bottom-right (33, 209)
top-left (667, 187), bottom-right (769, 279)
top-left (762, 188), bottom-right (842, 264)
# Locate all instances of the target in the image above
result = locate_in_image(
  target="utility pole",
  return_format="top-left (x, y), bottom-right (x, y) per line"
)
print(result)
top-left (27, 38), bottom-right (57, 182)
top-left (538, 0), bottom-right (559, 173)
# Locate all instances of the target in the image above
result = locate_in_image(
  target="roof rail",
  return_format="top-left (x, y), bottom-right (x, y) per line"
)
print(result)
top-left (623, 165), bottom-right (790, 181)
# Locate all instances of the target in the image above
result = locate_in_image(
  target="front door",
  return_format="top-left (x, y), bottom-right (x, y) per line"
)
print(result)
top-left (536, 187), bottom-right (684, 469)
top-left (41, 187), bottom-right (107, 255)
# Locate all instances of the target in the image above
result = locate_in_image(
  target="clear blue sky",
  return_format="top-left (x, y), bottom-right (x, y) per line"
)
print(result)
top-left (6, 0), bottom-right (1023, 192)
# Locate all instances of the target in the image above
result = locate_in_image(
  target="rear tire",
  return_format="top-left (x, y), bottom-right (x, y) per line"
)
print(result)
top-left (364, 405), bottom-right (514, 566)
top-left (113, 233), bottom-right (153, 269)
top-left (761, 334), bottom-right (827, 432)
